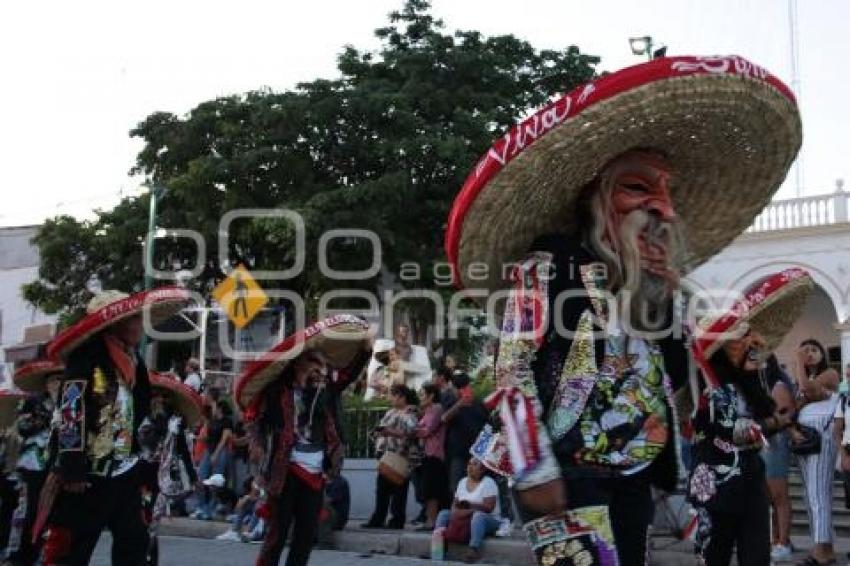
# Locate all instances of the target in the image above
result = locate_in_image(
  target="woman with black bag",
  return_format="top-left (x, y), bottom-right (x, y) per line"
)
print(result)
top-left (792, 338), bottom-right (840, 566)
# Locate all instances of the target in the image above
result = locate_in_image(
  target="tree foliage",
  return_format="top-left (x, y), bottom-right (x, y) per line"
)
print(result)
top-left (24, 0), bottom-right (599, 326)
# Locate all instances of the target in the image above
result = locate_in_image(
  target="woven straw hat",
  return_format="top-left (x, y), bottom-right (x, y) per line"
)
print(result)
top-left (235, 314), bottom-right (371, 410)
top-left (149, 372), bottom-right (205, 427)
top-left (0, 390), bottom-right (25, 429)
top-left (13, 360), bottom-right (64, 393)
top-left (445, 55), bottom-right (802, 297)
top-left (695, 267), bottom-right (813, 360)
top-left (48, 287), bottom-right (193, 360)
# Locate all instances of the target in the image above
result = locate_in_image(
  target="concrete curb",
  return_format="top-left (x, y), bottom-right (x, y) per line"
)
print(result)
top-left (157, 518), bottom-right (842, 565)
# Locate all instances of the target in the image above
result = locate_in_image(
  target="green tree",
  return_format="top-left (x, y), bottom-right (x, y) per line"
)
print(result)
top-left (25, 0), bottom-right (599, 327)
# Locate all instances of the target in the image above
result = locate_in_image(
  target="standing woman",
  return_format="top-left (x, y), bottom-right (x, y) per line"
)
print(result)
top-left (194, 399), bottom-right (233, 520)
top-left (760, 355), bottom-right (797, 562)
top-left (414, 383), bottom-right (448, 530)
top-left (362, 384), bottom-right (418, 529)
top-left (794, 338), bottom-right (840, 566)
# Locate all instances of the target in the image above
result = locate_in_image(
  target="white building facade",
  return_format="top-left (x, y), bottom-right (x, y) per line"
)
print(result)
top-left (0, 226), bottom-right (57, 380)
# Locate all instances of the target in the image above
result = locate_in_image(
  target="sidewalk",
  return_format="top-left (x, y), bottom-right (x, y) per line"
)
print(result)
top-left (157, 517), bottom-right (850, 565)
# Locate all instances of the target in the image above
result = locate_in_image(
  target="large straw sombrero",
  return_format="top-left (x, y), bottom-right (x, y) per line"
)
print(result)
top-left (48, 287), bottom-right (193, 360)
top-left (235, 314), bottom-right (370, 410)
top-left (149, 372), bottom-right (205, 427)
top-left (695, 267), bottom-right (813, 361)
top-left (445, 55), bottom-right (801, 297)
top-left (13, 360), bottom-right (64, 393)
top-left (0, 390), bottom-right (25, 429)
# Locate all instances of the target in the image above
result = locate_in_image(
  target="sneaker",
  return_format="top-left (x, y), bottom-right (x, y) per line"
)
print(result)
top-left (216, 530), bottom-right (242, 542)
top-left (771, 545), bottom-right (792, 562)
top-left (203, 474), bottom-right (225, 488)
top-left (495, 518), bottom-right (512, 538)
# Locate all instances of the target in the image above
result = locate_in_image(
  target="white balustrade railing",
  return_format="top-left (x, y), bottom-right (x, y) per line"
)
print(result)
top-left (748, 191), bottom-right (850, 233)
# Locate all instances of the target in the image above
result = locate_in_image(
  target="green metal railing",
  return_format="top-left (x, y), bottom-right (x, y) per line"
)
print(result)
top-left (341, 406), bottom-right (386, 458)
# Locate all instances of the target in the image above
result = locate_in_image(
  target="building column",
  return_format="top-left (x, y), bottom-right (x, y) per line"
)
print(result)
top-left (837, 323), bottom-right (850, 380)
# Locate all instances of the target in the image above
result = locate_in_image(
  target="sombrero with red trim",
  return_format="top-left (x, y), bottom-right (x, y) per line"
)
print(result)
top-left (0, 390), bottom-right (25, 429)
top-left (13, 360), bottom-right (64, 393)
top-left (235, 314), bottom-right (370, 410)
top-left (48, 287), bottom-right (193, 360)
top-left (445, 55), bottom-right (802, 297)
top-left (695, 267), bottom-right (813, 361)
top-left (149, 372), bottom-right (205, 427)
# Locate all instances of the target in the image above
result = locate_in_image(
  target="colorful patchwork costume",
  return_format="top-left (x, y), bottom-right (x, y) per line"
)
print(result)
top-left (444, 55), bottom-right (802, 565)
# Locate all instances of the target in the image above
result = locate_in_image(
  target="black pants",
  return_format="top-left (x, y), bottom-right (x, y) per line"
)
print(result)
top-left (368, 473), bottom-right (409, 528)
top-left (43, 470), bottom-right (149, 566)
top-left (701, 480), bottom-right (771, 566)
top-left (5, 470), bottom-right (47, 566)
top-left (257, 473), bottom-right (323, 566)
top-left (0, 476), bottom-right (18, 555)
top-left (517, 472), bottom-right (654, 566)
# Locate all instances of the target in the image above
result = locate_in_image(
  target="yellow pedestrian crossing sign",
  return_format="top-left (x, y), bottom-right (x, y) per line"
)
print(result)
top-left (212, 265), bottom-right (269, 329)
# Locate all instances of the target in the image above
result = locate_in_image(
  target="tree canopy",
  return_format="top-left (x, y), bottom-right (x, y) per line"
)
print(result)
top-left (24, 0), bottom-right (599, 327)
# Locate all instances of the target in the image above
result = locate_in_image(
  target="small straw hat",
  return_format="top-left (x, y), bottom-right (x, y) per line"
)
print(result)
top-left (695, 267), bottom-right (813, 361)
top-left (235, 314), bottom-right (370, 410)
top-left (149, 372), bottom-right (205, 427)
top-left (13, 360), bottom-right (64, 393)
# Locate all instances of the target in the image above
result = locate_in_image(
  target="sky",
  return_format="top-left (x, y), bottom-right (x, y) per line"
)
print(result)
top-left (0, 0), bottom-right (847, 226)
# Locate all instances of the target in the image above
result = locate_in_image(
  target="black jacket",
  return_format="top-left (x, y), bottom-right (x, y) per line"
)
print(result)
top-left (56, 334), bottom-right (151, 481)
top-left (525, 234), bottom-right (689, 490)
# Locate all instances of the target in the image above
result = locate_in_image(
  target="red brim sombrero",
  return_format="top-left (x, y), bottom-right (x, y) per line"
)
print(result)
top-left (13, 360), bottom-right (65, 393)
top-left (0, 390), bottom-right (24, 429)
top-left (445, 55), bottom-right (801, 298)
top-left (694, 267), bottom-right (813, 386)
top-left (149, 372), bottom-right (205, 428)
top-left (235, 314), bottom-right (370, 411)
top-left (48, 287), bottom-right (193, 360)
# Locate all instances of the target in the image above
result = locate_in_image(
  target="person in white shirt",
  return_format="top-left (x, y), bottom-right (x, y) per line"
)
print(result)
top-left (184, 358), bottom-right (203, 393)
top-left (433, 458), bottom-right (501, 562)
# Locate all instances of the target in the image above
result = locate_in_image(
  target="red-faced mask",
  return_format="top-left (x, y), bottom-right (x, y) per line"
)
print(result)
top-left (603, 151), bottom-right (678, 275)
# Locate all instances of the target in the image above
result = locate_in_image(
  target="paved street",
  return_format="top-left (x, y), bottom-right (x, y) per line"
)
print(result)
top-left (91, 535), bottom-right (474, 566)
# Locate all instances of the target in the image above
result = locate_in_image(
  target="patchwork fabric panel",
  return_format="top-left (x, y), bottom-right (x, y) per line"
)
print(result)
top-left (524, 506), bottom-right (618, 566)
top-left (58, 380), bottom-right (86, 452)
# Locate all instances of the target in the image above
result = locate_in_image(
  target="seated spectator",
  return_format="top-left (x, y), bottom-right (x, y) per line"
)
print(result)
top-left (433, 458), bottom-right (502, 563)
top-left (216, 478), bottom-right (262, 542)
top-left (192, 399), bottom-right (233, 520)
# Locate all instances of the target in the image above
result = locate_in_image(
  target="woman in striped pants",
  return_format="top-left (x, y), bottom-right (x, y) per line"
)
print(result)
top-left (794, 339), bottom-right (840, 566)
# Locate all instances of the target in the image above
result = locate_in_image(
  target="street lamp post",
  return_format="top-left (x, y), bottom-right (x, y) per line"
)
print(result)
top-left (144, 185), bottom-right (165, 291)
top-left (142, 185), bottom-right (165, 366)
top-left (629, 36), bottom-right (666, 61)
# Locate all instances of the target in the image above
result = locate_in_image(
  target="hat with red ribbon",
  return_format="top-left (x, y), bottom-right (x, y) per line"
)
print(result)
top-left (13, 359), bottom-right (65, 393)
top-left (149, 371), bottom-right (205, 427)
top-left (446, 55), bottom-right (802, 299)
top-left (48, 287), bottom-right (193, 360)
top-left (235, 314), bottom-right (371, 411)
top-left (693, 267), bottom-right (813, 388)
